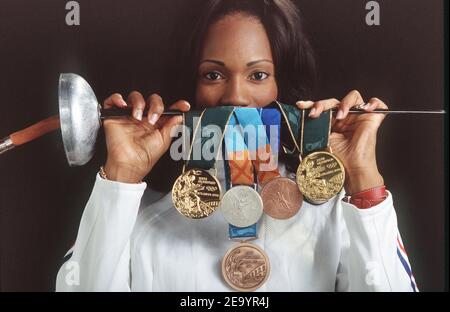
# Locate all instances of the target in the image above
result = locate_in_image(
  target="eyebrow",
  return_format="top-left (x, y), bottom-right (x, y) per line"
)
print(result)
top-left (200, 59), bottom-right (225, 66)
top-left (246, 59), bottom-right (273, 66)
top-left (199, 59), bottom-right (273, 67)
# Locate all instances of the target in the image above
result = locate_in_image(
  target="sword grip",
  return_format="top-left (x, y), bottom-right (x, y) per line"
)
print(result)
top-left (100, 107), bottom-right (183, 119)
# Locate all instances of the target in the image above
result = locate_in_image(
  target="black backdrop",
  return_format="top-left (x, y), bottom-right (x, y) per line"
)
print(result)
top-left (0, 0), bottom-right (446, 291)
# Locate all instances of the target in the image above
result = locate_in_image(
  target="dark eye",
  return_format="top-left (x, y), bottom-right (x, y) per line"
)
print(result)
top-left (204, 71), bottom-right (223, 80)
top-left (250, 72), bottom-right (269, 81)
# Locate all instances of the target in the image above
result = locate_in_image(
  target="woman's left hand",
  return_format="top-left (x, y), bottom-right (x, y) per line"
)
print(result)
top-left (296, 90), bottom-right (387, 195)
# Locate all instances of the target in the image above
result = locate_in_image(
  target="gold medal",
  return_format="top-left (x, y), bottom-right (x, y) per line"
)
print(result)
top-left (296, 151), bottom-right (345, 203)
top-left (172, 168), bottom-right (222, 219)
top-left (275, 104), bottom-right (346, 204)
top-left (221, 242), bottom-right (270, 292)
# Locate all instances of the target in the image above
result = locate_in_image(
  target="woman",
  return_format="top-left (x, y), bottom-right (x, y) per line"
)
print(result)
top-left (56, 0), bottom-right (417, 291)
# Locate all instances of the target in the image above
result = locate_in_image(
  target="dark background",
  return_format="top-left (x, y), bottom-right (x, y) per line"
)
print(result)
top-left (0, 0), bottom-right (446, 291)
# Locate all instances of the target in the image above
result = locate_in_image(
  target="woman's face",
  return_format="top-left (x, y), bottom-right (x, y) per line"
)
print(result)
top-left (195, 13), bottom-right (278, 108)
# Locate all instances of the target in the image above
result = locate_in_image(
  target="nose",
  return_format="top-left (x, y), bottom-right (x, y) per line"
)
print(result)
top-left (220, 76), bottom-right (252, 107)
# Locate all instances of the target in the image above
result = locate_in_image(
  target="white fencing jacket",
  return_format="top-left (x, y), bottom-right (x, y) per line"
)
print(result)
top-left (56, 160), bottom-right (418, 292)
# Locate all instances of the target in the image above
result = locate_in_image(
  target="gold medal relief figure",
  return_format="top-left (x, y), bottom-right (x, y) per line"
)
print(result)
top-left (297, 153), bottom-right (345, 202)
top-left (172, 169), bottom-right (221, 219)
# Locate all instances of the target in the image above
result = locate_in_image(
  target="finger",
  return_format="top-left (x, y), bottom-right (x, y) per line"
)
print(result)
top-left (365, 97), bottom-right (388, 111)
top-left (127, 91), bottom-right (146, 121)
top-left (307, 98), bottom-right (340, 118)
top-left (155, 100), bottom-right (190, 149)
top-left (103, 93), bottom-right (127, 109)
top-left (296, 100), bottom-right (314, 109)
top-left (365, 97), bottom-right (389, 122)
top-left (337, 90), bottom-right (365, 120)
top-left (154, 100), bottom-right (191, 129)
top-left (159, 115), bottom-right (184, 150)
top-left (168, 99), bottom-right (191, 112)
top-left (146, 93), bottom-right (165, 125)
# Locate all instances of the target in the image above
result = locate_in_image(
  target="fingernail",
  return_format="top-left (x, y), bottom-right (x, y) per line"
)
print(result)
top-left (149, 113), bottom-right (159, 125)
top-left (120, 99), bottom-right (127, 107)
top-left (134, 109), bottom-right (143, 121)
top-left (174, 116), bottom-right (183, 124)
top-left (336, 110), bottom-right (344, 119)
top-left (309, 108), bottom-right (316, 116)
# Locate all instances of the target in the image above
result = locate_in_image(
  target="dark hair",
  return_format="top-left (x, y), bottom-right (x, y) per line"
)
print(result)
top-left (169, 0), bottom-right (317, 105)
top-left (150, 0), bottom-right (317, 192)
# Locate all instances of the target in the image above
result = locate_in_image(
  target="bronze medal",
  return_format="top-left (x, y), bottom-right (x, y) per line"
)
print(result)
top-left (260, 177), bottom-right (303, 219)
top-left (221, 242), bottom-right (270, 292)
top-left (172, 169), bottom-right (222, 219)
top-left (296, 151), bottom-right (345, 203)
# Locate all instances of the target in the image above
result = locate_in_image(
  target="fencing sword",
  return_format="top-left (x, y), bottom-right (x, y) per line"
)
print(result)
top-left (0, 73), bottom-right (446, 166)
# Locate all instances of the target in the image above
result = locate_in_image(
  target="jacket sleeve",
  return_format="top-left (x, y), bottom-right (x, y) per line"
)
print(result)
top-left (55, 174), bottom-right (146, 291)
top-left (336, 191), bottom-right (419, 292)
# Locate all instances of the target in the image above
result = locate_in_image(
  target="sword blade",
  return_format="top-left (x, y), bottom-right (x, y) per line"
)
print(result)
top-left (341, 109), bottom-right (446, 114)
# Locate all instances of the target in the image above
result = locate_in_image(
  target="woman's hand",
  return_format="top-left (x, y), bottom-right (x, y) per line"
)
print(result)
top-left (102, 92), bottom-right (190, 183)
top-left (297, 90), bottom-right (387, 194)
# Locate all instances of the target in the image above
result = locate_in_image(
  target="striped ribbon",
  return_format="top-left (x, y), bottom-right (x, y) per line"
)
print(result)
top-left (224, 108), bottom-right (281, 240)
top-left (225, 108), bottom-right (280, 186)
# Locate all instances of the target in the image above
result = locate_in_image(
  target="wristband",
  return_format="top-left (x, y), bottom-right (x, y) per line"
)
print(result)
top-left (346, 185), bottom-right (388, 209)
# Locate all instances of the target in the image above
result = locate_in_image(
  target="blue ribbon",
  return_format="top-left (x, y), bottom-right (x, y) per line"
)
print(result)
top-left (224, 108), bottom-right (281, 240)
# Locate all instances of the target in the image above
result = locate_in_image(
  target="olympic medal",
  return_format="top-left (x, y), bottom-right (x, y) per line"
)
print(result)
top-left (172, 169), bottom-right (222, 219)
top-left (222, 243), bottom-right (270, 292)
top-left (220, 185), bottom-right (263, 228)
top-left (296, 151), bottom-right (345, 203)
top-left (307, 199), bottom-right (328, 205)
top-left (260, 177), bottom-right (303, 219)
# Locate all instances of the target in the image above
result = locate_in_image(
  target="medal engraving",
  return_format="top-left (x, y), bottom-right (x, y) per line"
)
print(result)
top-left (260, 177), bottom-right (303, 219)
top-left (172, 169), bottom-right (221, 219)
top-left (220, 185), bottom-right (263, 228)
top-left (222, 243), bottom-right (270, 292)
top-left (296, 151), bottom-right (345, 203)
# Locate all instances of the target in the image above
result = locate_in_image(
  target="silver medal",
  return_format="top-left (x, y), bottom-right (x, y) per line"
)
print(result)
top-left (220, 185), bottom-right (263, 227)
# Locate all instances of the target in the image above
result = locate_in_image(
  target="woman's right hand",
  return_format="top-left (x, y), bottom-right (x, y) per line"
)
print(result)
top-left (102, 92), bottom-right (190, 183)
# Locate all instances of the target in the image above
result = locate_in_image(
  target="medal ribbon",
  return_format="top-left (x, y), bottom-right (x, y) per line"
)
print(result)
top-left (224, 107), bottom-right (281, 240)
top-left (184, 106), bottom-right (236, 170)
top-left (275, 101), bottom-right (331, 156)
top-left (275, 101), bottom-right (301, 155)
top-left (300, 109), bottom-right (332, 156)
top-left (235, 108), bottom-right (281, 185)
